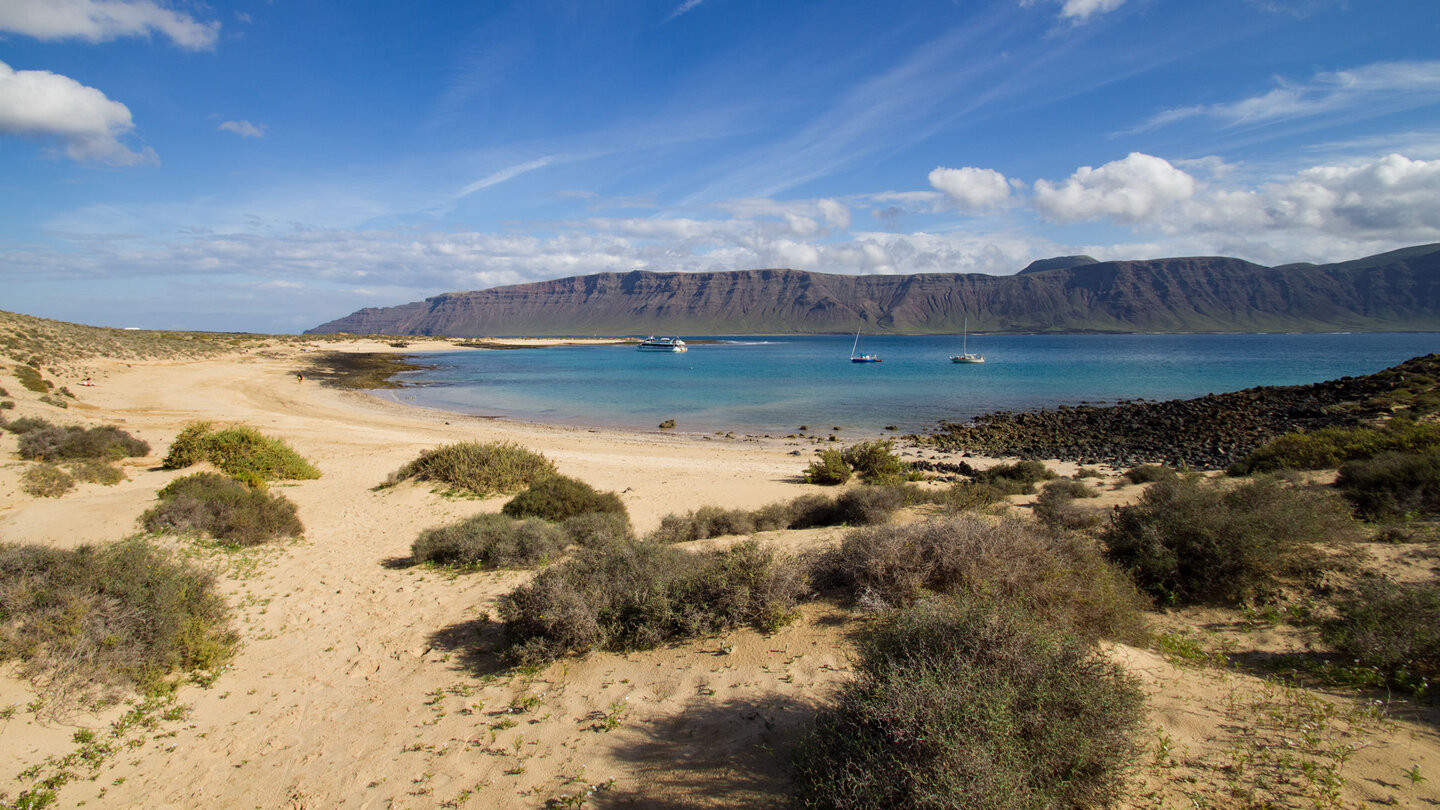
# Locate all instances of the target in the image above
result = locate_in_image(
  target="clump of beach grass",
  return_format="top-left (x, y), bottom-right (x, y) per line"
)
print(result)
top-left (141, 472), bottom-right (304, 546)
top-left (162, 421), bottom-right (320, 484)
top-left (647, 486), bottom-right (912, 544)
top-left (383, 441), bottom-right (554, 497)
top-left (18, 423), bottom-right (149, 463)
top-left (21, 463), bottom-right (76, 498)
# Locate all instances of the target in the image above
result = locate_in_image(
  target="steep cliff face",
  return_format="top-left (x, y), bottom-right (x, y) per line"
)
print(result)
top-left (308, 245), bottom-right (1440, 335)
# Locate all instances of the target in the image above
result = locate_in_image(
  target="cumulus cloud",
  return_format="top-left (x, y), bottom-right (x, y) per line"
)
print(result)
top-left (0, 60), bottom-right (156, 165)
top-left (218, 120), bottom-right (265, 138)
top-left (0, 0), bottom-right (219, 50)
top-left (928, 166), bottom-right (1014, 212)
top-left (1137, 61), bottom-right (1440, 132)
top-left (1032, 152), bottom-right (1195, 224)
top-left (817, 198), bottom-right (851, 229)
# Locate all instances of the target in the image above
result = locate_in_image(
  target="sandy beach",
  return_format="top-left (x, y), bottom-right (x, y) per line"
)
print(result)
top-left (3, 338), bottom-right (1438, 808)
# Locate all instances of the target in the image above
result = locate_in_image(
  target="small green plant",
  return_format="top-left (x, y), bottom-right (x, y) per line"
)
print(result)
top-left (501, 475), bottom-right (629, 525)
top-left (803, 449), bottom-right (852, 485)
top-left (21, 464), bottom-right (75, 498)
top-left (840, 439), bottom-right (910, 484)
top-left (382, 441), bottom-right (553, 496)
top-left (1402, 764), bottom-right (1426, 786)
top-left (162, 422), bottom-right (320, 482)
top-left (411, 513), bottom-right (567, 570)
top-left (1123, 464), bottom-right (1179, 484)
top-left (141, 472), bottom-right (304, 546)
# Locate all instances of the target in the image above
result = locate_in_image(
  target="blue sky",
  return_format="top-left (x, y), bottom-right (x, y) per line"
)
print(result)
top-left (2, 0), bottom-right (1438, 332)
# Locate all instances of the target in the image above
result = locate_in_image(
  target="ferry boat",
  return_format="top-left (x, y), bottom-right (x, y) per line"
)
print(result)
top-left (637, 336), bottom-right (688, 352)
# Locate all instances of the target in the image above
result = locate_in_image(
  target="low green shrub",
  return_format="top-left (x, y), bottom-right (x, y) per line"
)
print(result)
top-left (1229, 420), bottom-right (1440, 475)
top-left (162, 422), bottom-right (320, 483)
top-left (383, 441), bottom-right (552, 496)
top-left (412, 513), bottom-right (567, 569)
top-left (18, 424), bottom-right (149, 462)
top-left (1104, 475), bottom-right (1357, 605)
top-left (1033, 479), bottom-right (1103, 531)
top-left (803, 449), bottom-right (852, 485)
top-left (1123, 464), bottom-right (1179, 484)
top-left (560, 511), bottom-right (633, 546)
top-left (790, 597), bottom-right (1145, 810)
top-left (972, 459), bottom-right (1056, 495)
top-left (1336, 448), bottom-right (1440, 519)
top-left (141, 472), bottom-right (304, 546)
top-left (13, 363), bottom-right (49, 393)
top-left (22, 463), bottom-right (75, 498)
top-left (0, 539), bottom-right (237, 701)
top-left (818, 515), bottom-right (1147, 643)
top-left (1321, 576), bottom-right (1440, 685)
top-left (501, 475), bottom-right (628, 525)
top-left (3, 416), bottom-right (52, 434)
top-left (498, 538), bottom-right (805, 666)
top-left (841, 439), bottom-right (910, 483)
top-left (0, 399), bottom-right (14, 410)
top-left (933, 480), bottom-right (1005, 511)
top-left (69, 459), bottom-right (126, 486)
top-left (648, 487), bottom-right (911, 544)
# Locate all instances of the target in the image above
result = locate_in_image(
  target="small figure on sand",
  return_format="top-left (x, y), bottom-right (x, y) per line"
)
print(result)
top-left (79, 377), bottom-right (94, 387)
top-left (297, 373), bottom-right (305, 384)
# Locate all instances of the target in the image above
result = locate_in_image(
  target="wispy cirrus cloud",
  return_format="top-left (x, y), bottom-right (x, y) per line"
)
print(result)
top-left (0, 0), bottom-right (219, 50)
top-left (664, 0), bottom-right (708, 23)
top-left (1134, 61), bottom-right (1440, 132)
top-left (1020, 0), bottom-right (1128, 24)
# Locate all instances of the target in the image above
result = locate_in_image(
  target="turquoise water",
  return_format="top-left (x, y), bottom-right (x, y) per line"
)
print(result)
top-left (377, 333), bottom-right (1440, 434)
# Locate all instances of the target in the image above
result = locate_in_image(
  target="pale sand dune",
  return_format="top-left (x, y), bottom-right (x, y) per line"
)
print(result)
top-left (2, 341), bottom-right (1438, 808)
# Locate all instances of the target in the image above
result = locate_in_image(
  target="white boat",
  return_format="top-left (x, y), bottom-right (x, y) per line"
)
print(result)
top-left (637, 336), bottom-right (687, 352)
top-left (850, 326), bottom-right (880, 363)
top-left (950, 317), bottom-right (985, 364)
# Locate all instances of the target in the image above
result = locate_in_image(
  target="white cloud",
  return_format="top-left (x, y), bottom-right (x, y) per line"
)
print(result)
top-left (0, 0), bottom-right (219, 50)
top-left (1032, 152), bottom-right (1195, 224)
top-left (0, 60), bottom-right (156, 165)
top-left (1020, 0), bottom-right (1126, 24)
top-left (664, 0), bottom-right (707, 22)
top-left (928, 166), bottom-right (1014, 212)
top-left (817, 198), bottom-right (851, 229)
top-left (1137, 61), bottom-right (1440, 132)
top-left (455, 156), bottom-right (556, 199)
top-left (218, 120), bottom-right (265, 138)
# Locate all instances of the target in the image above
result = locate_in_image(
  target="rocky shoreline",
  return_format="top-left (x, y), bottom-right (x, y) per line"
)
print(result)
top-left (923, 353), bottom-right (1440, 470)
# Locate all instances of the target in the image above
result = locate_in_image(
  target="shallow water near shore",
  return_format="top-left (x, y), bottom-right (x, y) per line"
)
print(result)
top-left (375, 333), bottom-right (1440, 435)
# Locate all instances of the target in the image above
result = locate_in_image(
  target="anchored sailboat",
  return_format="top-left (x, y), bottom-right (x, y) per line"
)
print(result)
top-left (950, 317), bottom-right (985, 364)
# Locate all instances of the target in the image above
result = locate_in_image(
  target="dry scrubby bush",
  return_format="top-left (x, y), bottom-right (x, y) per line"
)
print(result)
top-left (970, 459), bottom-right (1057, 496)
top-left (0, 539), bottom-right (237, 702)
top-left (1123, 464), bottom-right (1179, 485)
top-left (18, 423), bottom-right (149, 462)
top-left (1336, 448), bottom-right (1440, 519)
top-left (501, 474), bottom-right (629, 525)
top-left (3, 415), bottom-right (52, 434)
top-left (412, 513), bottom-right (568, 569)
top-left (803, 449), bottom-right (852, 485)
top-left (817, 515), bottom-right (1147, 643)
top-left (1229, 419), bottom-right (1440, 475)
top-left (21, 463), bottom-right (75, 498)
top-left (69, 458), bottom-right (126, 486)
top-left (141, 472), bottom-right (303, 546)
top-left (1104, 475), bottom-right (1358, 606)
top-left (648, 486), bottom-right (911, 544)
top-left (1321, 576), bottom-right (1440, 685)
top-left (163, 421), bottom-right (320, 484)
top-left (790, 597), bottom-right (1145, 810)
top-left (498, 538), bottom-right (805, 666)
top-left (383, 440), bottom-right (553, 496)
top-left (1032, 479), bottom-right (1103, 531)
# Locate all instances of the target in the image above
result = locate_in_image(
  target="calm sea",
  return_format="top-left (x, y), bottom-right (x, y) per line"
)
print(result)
top-left (375, 333), bottom-right (1440, 435)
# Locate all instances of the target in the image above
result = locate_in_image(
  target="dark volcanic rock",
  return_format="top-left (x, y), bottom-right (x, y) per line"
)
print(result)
top-left (925, 354), bottom-right (1440, 470)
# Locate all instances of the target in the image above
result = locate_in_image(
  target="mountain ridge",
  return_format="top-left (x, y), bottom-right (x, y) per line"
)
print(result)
top-left (308, 244), bottom-right (1440, 336)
